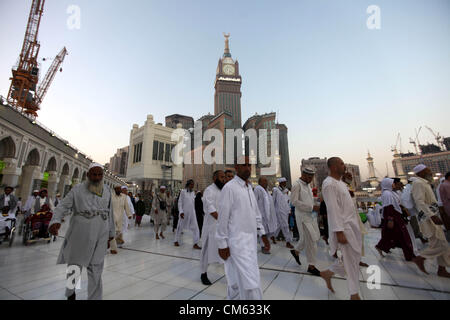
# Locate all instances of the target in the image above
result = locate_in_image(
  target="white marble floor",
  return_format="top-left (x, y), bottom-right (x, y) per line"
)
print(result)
top-left (0, 215), bottom-right (449, 300)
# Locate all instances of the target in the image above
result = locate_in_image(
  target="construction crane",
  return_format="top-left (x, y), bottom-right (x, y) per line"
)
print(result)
top-left (391, 133), bottom-right (402, 155)
top-left (409, 126), bottom-right (422, 155)
top-left (6, 0), bottom-right (66, 118)
top-left (35, 47), bottom-right (68, 107)
top-left (424, 126), bottom-right (445, 151)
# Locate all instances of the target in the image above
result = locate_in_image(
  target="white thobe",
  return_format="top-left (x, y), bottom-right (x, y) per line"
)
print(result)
top-left (175, 189), bottom-right (200, 244)
top-left (399, 185), bottom-right (419, 255)
top-left (253, 185), bottom-right (278, 236)
top-left (322, 176), bottom-right (362, 296)
top-left (291, 178), bottom-right (320, 265)
top-left (200, 183), bottom-right (223, 273)
top-left (272, 187), bottom-right (293, 242)
top-left (49, 182), bottom-right (115, 300)
top-left (216, 176), bottom-right (266, 300)
top-left (111, 194), bottom-right (131, 234)
top-left (412, 177), bottom-right (450, 267)
top-left (122, 195), bottom-right (135, 234)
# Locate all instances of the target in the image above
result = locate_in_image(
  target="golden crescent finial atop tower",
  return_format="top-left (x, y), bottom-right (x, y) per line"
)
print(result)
top-left (223, 33), bottom-right (231, 57)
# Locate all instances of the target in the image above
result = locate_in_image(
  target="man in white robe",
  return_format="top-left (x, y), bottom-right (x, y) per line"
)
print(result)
top-left (320, 157), bottom-right (362, 300)
top-left (23, 190), bottom-right (39, 218)
top-left (411, 164), bottom-right (450, 277)
top-left (272, 177), bottom-right (294, 249)
top-left (254, 177), bottom-right (278, 253)
top-left (0, 186), bottom-right (18, 237)
top-left (290, 167), bottom-right (321, 276)
top-left (174, 179), bottom-right (201, 249)
top-left (49, 163), bottom-right (115, 300)
top-left (200, 170), bottom-right (226, 285)
top-left (153, 186), bottom-right (168, 239)
top-left (121, 186), bottom-right (135, 235)
top-left (110, 186), bottom-right (131, 253)
top-left (30, 188), bottom-right (55, 215)
top-left (216, 156), bottom-right (270, 300)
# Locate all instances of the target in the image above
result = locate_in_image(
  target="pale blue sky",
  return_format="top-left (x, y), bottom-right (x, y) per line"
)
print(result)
top-left (1, 0), bottom-right (449, 180)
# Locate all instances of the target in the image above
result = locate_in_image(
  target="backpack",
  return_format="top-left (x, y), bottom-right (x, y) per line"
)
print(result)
top-left (157, 195), bottom-right (167, 211)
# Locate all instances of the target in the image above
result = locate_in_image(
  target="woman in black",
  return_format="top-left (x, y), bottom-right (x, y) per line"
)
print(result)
top-left (135, 194), bottom-right (145, 227)
top-left (195, 191), bottom-right (204, 235)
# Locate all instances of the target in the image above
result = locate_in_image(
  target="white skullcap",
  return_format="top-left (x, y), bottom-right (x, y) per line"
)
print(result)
top-left (121, 186), bottom-right (128, 190)
top-left (33, 190), bottom-right (39, 193)
top-left (89, 162), bottom-right (103, 170)
top-left (302, 166), bottom-right (315, 175)
top-left (277, 177), bottom-right (287, 183)
top-left (160, 185), bottom-right (166, 189)
top-left (412, 164), bottom-right (427, 174)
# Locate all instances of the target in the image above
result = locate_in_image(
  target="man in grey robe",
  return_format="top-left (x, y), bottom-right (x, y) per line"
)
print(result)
top-left (48, 163), bottom-right (115, 300)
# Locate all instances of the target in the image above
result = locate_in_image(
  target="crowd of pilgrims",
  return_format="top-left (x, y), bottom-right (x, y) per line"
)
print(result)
top-left (0, 158), bottom-right (449, 300)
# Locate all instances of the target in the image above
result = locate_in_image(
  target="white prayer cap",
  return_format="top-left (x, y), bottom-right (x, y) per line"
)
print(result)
top-left (33, 189), bottom-right (39, 193)
top-left (89, 162), bottom-right (103, 170)
top-left (412, 164), bottom-right (427, 174)
top-left (121, 186), bottom-right (128, 190)
top-left (302, 166), bottom-right (315, 175)
top-left (160, 185), bottom-right (166, 189)
top-left (277, 177), bottom-right (287, 183)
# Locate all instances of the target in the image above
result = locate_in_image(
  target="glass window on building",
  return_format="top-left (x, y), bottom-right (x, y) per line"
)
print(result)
top-left (158, 142), bottom-right (164, 161)
top-left (134, 142), bottom-right (142, 163)
top-left (152, 141), bottom-right (158, 160)
top-left (164, 144), bottom-right (171, 162)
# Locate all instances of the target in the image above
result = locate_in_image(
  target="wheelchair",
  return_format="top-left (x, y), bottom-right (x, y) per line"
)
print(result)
top-left (0, 217), bottom-right (17, 247)
top-left (22, 211), bottom-right (57, 246)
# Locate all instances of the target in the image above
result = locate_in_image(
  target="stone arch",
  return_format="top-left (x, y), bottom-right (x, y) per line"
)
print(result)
top-left (62, 163), bottom-right (70, 175)
top-left (72, 167), bottom-right (80, 179)
top-left (81, 171), bottom-right (87, 181)
top-left (25, 148), bottom-right (40, 166)
top-left (0, 136), bottom-right (16, 159)
top-left (46, 157), bottom-right (57, 172)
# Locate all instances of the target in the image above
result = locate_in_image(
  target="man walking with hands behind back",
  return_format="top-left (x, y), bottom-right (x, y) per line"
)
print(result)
top-left (319, 157), bottom-right (362, 300)
top-left (216, 156), bottom-right (270, 300)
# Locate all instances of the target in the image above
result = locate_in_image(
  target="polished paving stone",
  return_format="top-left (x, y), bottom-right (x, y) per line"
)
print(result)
top-left (0, 215), bottom-right (449, 300)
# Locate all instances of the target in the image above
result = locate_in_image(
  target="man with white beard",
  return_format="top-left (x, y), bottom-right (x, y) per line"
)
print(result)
top-left (411, 164), bottom-right (450, 277)
top-left (216, 156), bottom-right (270, 300)
top-left (200, 170), bottom-right (226, 285)
top-left (272, 177), bottom-right (294, 249)
top-left (174, 179), bottom-right (201, 249)
top-left (290, 167), bottom-right (321, 276)
top-left (319, 157), bottom-right (362, 300)
top-left (254, 177), bottom-right (278, 253)
top-left (48, 163), bottom-right (115, 300)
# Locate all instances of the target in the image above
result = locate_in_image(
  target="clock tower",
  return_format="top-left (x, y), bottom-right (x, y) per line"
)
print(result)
top-left (214, 34), bottom-right (242, 129)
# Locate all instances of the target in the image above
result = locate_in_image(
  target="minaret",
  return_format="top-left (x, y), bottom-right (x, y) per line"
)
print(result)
top-left (367, 151), bottom-right (379, 187)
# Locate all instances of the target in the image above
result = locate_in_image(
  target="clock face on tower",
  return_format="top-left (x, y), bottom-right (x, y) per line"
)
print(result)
top-left (222, 64), bottom-right (235, 75)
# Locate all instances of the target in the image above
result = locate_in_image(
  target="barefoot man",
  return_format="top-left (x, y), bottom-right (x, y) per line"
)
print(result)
top-left (320, 157), bottom-right (362, 300)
